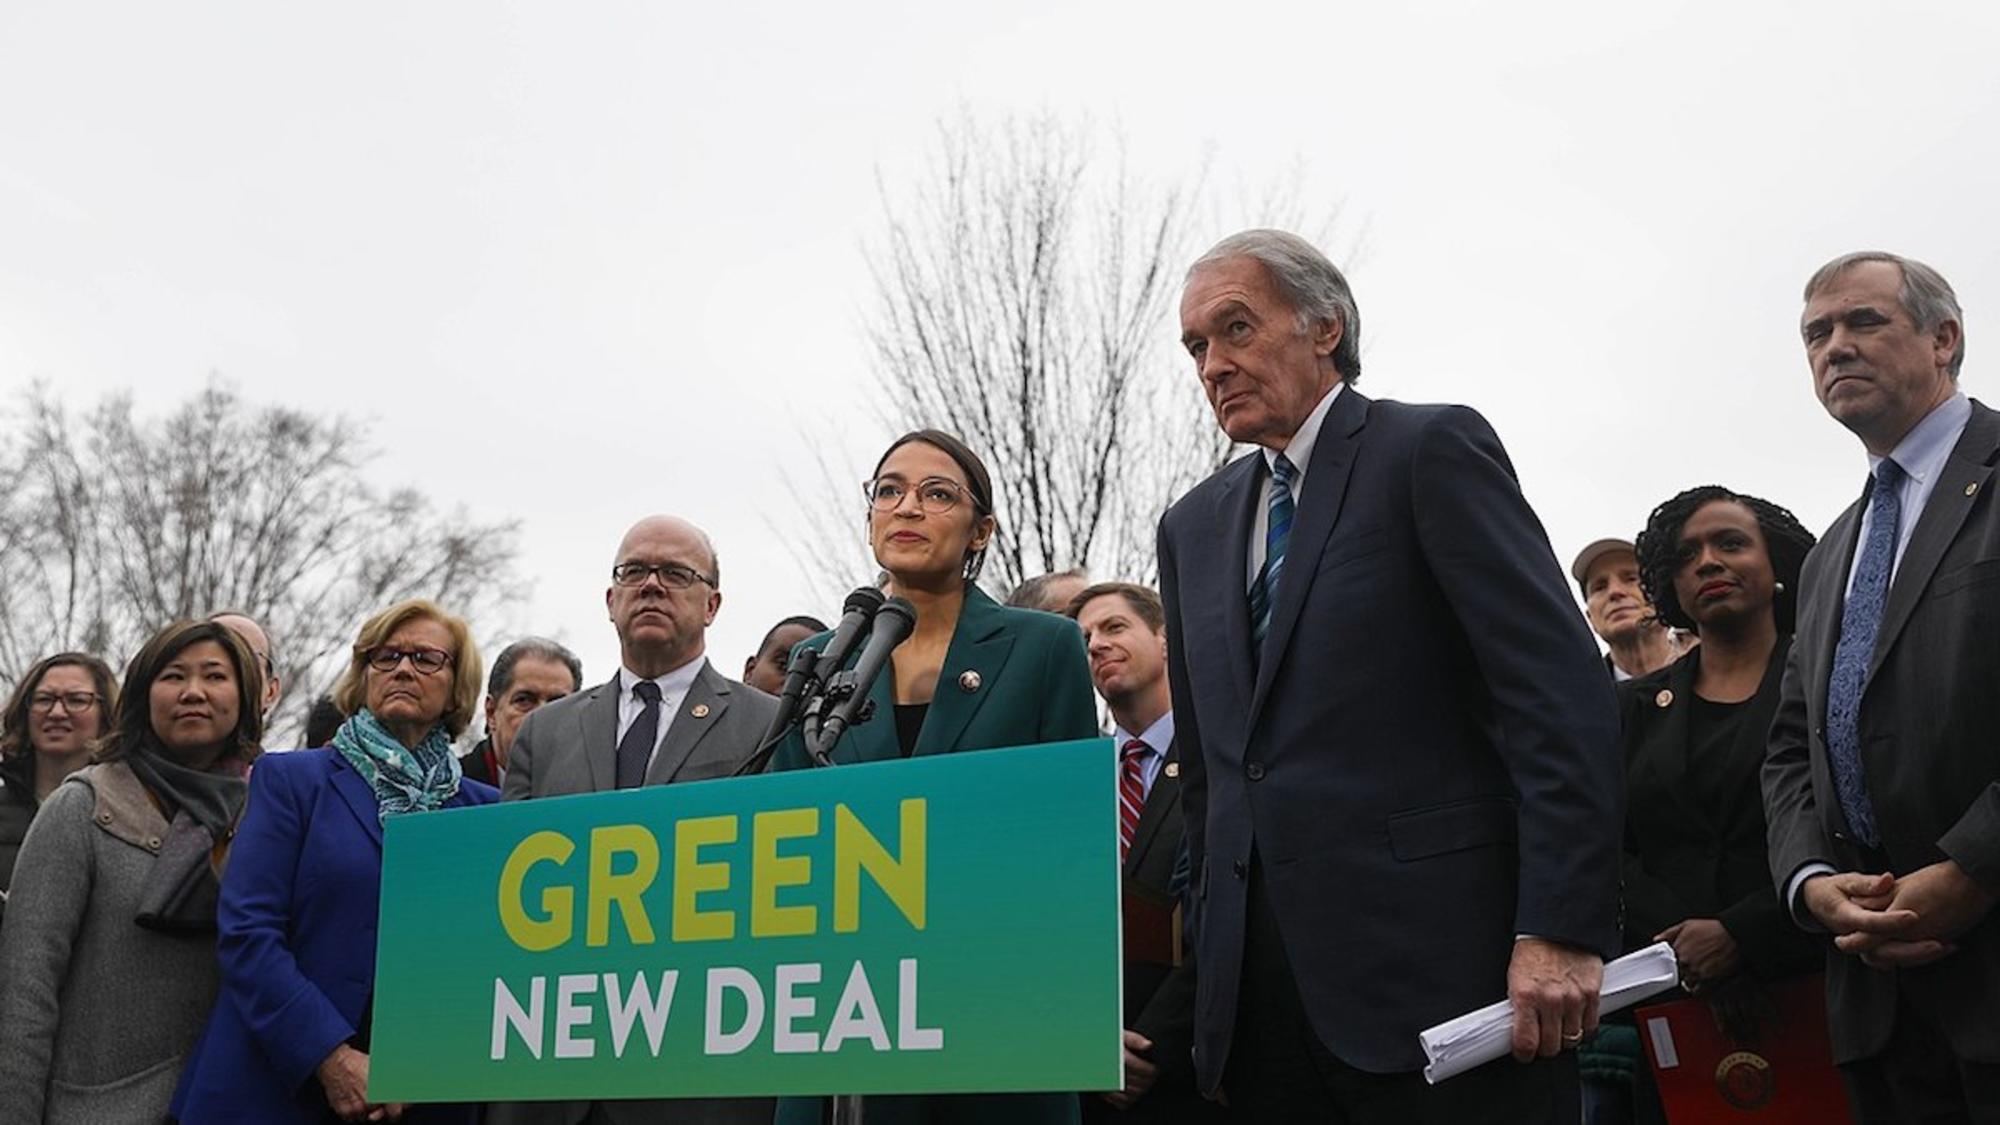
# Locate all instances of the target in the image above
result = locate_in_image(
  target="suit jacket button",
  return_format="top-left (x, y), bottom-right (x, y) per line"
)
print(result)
top-left (1232, 859), bottom-right (1247, 878)
top-left (1246, 763), bottom-right (1266, 781)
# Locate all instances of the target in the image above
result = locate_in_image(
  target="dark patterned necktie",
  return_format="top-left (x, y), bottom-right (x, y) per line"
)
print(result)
top-left (1825, 459), bottom-right (1905, 849)
top-left (616, 680), bottom-right (662, 790)
top-left (1249, 453), bottom-right (1298, 647)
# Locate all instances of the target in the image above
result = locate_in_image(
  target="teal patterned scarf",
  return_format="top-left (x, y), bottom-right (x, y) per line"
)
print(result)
top-left (332, 709), bottom-right (462, 822)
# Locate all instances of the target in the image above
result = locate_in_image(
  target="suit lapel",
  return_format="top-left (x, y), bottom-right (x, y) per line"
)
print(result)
top-left (647, 661), bottom-right (729, 784)
top-left (833, 661), bottom-right (902, 765)
top-left (1213, 459), bottom-right (1261, 709)
top-left (581, 677), bottom-right (622, 792)
top-left (1249, 387), bottom-right (1368, 724)
top-left (328, 755), bottom-right (385, 850)
top-left (1810, 503), bottom-right (1864, 713)
top-left (1867, 402), bottom-right (2000, 686)
top-left (916, 588), bottom-right (1014, 757)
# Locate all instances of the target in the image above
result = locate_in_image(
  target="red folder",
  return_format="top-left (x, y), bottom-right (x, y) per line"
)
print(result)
top-left (1636, 975), bottom-right (1851, 1123)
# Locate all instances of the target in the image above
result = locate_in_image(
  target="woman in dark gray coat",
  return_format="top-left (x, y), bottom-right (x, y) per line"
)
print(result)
top-left (0, 620), bottom-right (263, 1123)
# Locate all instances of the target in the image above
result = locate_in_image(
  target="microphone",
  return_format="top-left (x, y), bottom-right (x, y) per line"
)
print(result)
top-left (810, 596), bottom-right (916, 764)
top-left (739, 587), bottom-right (885, 776)
top-left (813, 587), bottom-right (887, 692)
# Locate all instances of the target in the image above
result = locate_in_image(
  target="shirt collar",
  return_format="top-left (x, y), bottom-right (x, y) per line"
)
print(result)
top-left (1871, 392), bottom-right (1970, 486)
top-left (1262, 381), bottom-right (1345, 480)
top-left (1113, 710), bottom-right (1175, 757)
top-left (620, 654), bottom-right (706, 702)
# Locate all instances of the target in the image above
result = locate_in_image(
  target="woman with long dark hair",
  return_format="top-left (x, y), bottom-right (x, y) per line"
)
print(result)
top-left (0, 653), bottom-right (118, 920)
top-left (0, 621), bottom-right (262, 1122)
top-left (772, 429), bottom-right (1098, 1125)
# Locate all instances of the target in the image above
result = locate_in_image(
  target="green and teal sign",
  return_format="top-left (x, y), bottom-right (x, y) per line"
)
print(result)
top-left (370, 739), bottom-right (1122, 1101)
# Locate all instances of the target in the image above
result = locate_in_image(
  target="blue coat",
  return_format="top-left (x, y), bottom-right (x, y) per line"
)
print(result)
top-left (171, 748), bottom-right (497, 1123)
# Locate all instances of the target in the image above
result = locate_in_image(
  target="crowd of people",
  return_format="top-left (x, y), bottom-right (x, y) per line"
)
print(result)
top-left (0, 233), bottom-right (1991, 1124)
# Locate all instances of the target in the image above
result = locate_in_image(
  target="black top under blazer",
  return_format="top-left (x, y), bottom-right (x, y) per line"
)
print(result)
top-left (1618, 641), bottom-right (1821, 980)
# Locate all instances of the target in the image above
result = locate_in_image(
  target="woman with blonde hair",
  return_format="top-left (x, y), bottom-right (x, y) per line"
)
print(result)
top-left (0, 620), bottom-right (262, 1122)
top-left (174, 598), bottom-right (495, 1124)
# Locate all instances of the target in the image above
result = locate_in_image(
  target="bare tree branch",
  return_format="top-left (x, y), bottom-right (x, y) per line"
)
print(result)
top-left (0, 380), bottom-right (526, 746)
top-left (790, 110), bottom-right (1355, 597)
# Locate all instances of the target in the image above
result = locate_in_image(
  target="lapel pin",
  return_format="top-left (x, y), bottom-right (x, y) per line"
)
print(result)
top-left (689, 703), bottom-right (710, 719)
top-left (958, 670), bottom-right (982, 693)
top-left (1967, 482), bottom-right (1979, 497)
top-left (1655, 689), bottom-right (1673, 708)
top-left (1164, 761), bottom-right (1180, 779)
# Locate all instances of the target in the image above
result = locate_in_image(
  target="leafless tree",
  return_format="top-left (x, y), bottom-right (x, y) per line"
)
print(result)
top-left (784, 110), bottom-right (1352, 601)
top-left (0, 381), bottom-right (525, 745)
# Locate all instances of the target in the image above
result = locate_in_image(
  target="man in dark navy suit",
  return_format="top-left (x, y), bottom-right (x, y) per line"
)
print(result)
top-left (1157, 229), bottom-right (1621, 1122)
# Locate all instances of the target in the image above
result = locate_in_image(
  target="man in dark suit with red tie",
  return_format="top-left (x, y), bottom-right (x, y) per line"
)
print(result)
top-left (1157, 230), bottom-right (1621, 1122)
top-left (1764, 251), bottom-right (2000, 1120)
top-left (1067, 582), bottom-right (1225, 1123)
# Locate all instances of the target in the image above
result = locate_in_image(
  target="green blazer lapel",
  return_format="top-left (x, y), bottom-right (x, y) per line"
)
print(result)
top-left (834, 663), bottom-right (903, 765)
top-left (915, 587), bottom-right (1016, 757)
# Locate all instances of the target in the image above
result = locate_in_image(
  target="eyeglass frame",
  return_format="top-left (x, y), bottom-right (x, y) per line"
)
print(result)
top-left (863, 475), bottom-right (976, 515)
top-left (363, 646), bottom-right (455, 675)
top-left (29, 691), bottom-right (101, 714)
top-left (610, 562), bottom-right (717, 590)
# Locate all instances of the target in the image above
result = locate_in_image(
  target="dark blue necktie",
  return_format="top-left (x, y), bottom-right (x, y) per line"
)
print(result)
top-left (1826, 458), bottom-right (1905, 849)
top-left (1249, 453), bottom-right (1298, 647)
top-left (616, 680), bottom-right (662, 790)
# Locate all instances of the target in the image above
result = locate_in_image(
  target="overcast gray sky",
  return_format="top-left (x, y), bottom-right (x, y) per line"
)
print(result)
top-left (3, 1), bottom-right (1997, 706)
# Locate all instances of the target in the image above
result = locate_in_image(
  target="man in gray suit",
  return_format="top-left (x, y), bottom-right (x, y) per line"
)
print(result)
top-left (1765, 251), bottom-right (2000, 1120)
top-left (496, 514), bottom-right (779, 1125)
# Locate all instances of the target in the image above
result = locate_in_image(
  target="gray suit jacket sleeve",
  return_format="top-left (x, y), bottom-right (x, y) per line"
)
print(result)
top-left (0, 784), bottom-right (95, 1119)
top-left (1763, 638), bottom-right (1833, 908)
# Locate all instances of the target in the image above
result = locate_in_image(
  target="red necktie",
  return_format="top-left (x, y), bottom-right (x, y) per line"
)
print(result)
top-left (1119, 739), bottom-right (1149, 858)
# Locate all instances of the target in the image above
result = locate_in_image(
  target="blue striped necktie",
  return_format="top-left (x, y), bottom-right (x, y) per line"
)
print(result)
top-left (1250, 453), bottom-right (1298, 647)
top-left (1825, 458), bottom-right (1904, 849)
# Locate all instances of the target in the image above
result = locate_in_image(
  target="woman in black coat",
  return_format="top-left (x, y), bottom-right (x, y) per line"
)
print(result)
top-left (1622, 486), bottom-right (1824, 996)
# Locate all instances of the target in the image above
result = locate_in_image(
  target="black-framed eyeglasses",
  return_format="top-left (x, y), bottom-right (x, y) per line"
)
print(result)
top-left (365, 646), bottom-right (453, 675)
top-left (29, 691), bottom-right (99, 714)
top-left (611, 562), bottom-right (716, 590)
top-left (865, 475), bottom-right (969, 515)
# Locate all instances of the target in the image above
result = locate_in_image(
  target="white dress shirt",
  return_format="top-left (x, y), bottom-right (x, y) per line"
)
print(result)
top-left (1112, 711), bottom-right (1176, 800)
top-left (616, 656), bottom-right (706, 772)
top-left (1845, 392), bottom-right (1973, 595)
top-left (1246, 382), bottom-right (1346, 590)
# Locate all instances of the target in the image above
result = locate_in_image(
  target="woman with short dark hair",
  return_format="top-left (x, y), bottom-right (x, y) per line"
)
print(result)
top-left (0, 652), bottom-right (118, 920)
top-left (772, 429), bottom-right (1098, 1125)
top-left (0, 621), bottom-right (263, 1122)
top-left (174, 597), bottom-right (495, 1124)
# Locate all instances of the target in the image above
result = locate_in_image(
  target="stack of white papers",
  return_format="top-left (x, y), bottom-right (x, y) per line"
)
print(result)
top-left (1419, 941), bottom-right (1680, 1084)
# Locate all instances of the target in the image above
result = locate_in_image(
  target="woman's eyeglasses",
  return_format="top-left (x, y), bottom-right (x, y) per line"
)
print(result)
top-left (29, 691), bottom-right (99, 714)
top-left (365, 646), bottom-right (453, 674)
top-left (865, 476), bottom-right (969, 514)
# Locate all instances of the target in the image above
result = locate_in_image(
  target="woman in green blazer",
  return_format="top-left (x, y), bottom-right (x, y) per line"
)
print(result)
top-left (772, 428), bottom-right (1098, 1125)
